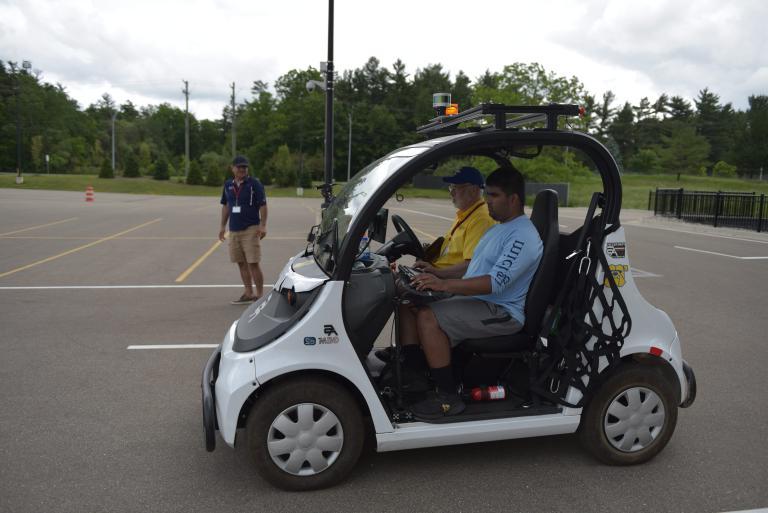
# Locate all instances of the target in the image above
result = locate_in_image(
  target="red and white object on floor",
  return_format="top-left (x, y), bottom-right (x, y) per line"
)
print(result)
top-left (470, 385), bottom-right (507, 401)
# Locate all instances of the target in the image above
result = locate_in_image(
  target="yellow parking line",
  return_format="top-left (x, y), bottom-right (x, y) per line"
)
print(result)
top-left (175, 240), bottom-right (222, 283)
top-left (0, 217), bottom-right (78, 236)
top-left (0, 218), bottom-right (163, 279)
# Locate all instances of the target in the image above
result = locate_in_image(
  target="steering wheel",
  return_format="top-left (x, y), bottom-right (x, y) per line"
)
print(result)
top-left (391, 215), bottom-right (425, 260)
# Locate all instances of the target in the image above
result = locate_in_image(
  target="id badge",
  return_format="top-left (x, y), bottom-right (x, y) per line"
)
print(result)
top-left (232, 206), bottom-right (241, 214)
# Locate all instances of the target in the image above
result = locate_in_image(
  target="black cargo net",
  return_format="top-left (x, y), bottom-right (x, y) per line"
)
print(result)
top-left (533, 196), bottom-right (632, 408)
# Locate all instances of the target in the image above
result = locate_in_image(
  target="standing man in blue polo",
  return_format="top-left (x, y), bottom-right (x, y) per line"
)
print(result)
top-left (218, 155), bottom-right (268, 305)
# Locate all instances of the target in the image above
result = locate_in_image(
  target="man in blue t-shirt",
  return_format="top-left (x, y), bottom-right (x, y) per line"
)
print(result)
top-left (218, 155), bottom-right (268, 305)
top-left (405, 166), bottom-right (543, 419)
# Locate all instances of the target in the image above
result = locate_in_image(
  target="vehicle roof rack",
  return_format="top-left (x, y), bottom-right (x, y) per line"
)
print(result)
top-left (416, 103), bottom-right (582, 136)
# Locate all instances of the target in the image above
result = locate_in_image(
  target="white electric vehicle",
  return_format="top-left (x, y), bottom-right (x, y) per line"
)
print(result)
top-left (202, 104), bottom-right (696, 491)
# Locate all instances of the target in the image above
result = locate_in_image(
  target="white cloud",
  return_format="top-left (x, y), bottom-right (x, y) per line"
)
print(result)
top-left (1, 0), bottom-right (766, 119)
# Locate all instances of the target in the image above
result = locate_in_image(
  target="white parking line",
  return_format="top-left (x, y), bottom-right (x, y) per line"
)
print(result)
top-left (632, 268), bottom-right (661, 278)
top-left (626, 222), bottom-right (768, 244)
top-left (0, 284), bottom-right (275, 290)
top-left (127, 344), bottom-right (219, 350)
top-left (393, 207), bottom-right (453, 221)
top-left (674, 246), bottom-right (768, 260)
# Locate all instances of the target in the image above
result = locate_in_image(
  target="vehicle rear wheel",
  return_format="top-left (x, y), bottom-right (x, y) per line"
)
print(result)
top-left (246, 376), bottom-right (365, 491)
top-left (578, 364), bottom-right (678, 465)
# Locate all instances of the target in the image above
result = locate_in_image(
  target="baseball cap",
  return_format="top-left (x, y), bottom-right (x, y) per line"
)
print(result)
top-left (232, 155), bottom-right (249, 167)
top-left (442, 166), bottom-right (484, 187)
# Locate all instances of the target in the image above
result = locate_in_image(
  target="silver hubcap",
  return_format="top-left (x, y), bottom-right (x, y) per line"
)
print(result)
top-left (267, 403), bottom-right (344, 476)
top-left (604, 386), bottom-right (665, 452)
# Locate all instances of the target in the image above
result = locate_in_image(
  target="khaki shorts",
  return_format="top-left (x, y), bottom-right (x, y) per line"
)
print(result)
top-left (229, 225), bottom-right (262, 263)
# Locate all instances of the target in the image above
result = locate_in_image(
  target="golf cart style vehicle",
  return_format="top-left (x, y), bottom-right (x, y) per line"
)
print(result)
top-left (202, 103), bottom-right (696, 490)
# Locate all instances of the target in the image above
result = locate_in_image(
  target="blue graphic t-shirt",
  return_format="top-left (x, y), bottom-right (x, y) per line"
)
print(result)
top-left (464, 215), bottom-right (543, 325)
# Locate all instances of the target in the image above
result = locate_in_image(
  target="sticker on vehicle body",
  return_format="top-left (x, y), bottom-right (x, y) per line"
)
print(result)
top-left (304, 337), bottom-right (317, 346)
top-left (604, 264), bottom-right (629, 287)
top-left (318, 324), bottom-right (339, 344)
top-left (606, 242), bottom-right (626, 259)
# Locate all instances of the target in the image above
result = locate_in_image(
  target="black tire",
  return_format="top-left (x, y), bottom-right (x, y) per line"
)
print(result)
top-left (578, 364), bottom-right (678, 465)
top-left (246, 376), bottom-right (365, 491)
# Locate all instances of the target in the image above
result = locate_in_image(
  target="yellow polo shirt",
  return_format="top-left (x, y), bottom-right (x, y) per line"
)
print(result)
top-left (433, 199), bottom-right (496, 269)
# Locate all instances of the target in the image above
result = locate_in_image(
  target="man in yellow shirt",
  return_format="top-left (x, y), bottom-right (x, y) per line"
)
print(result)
top-left (415, 166), bottom-right (496, 277)
top-left (381, 167), bottom-right (496, 372)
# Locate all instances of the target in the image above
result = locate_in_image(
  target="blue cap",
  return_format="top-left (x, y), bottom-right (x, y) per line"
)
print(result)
top-left (232, 155), bottom-right (249, 167)
top-left (443, 166), bottom-right (484, 187)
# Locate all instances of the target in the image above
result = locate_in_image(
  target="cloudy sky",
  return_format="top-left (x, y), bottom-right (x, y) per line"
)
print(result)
top-left (1, 0), bottom-right (766, 120)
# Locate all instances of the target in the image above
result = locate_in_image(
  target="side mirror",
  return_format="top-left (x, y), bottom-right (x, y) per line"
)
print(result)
top-left (368, 208), bottom-right (388, 243)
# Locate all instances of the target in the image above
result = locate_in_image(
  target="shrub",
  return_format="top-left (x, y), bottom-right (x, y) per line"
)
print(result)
top-left (123, 152), bottom-right (140, 177)
top-left (153, 159), bottom-right (170, 180)
top-left (186, 160), bottom-right (204, 185)
top-left (713, 160), bottom-right (738, 178)
top-left (99, 159), bottom-right (114, 179)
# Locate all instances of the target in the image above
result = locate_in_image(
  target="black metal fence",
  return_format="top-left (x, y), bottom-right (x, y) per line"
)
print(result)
top-left (649, 188), bottom-right (767, 232)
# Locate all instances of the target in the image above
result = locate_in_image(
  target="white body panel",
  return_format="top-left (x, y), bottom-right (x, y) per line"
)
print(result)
top-left (562, 226), bottom-right (687, 412)
top-left (377, 414), bottom-right (580, 452)
top-left (215, 322), bottom-right (258, 446)
top-left (215, 281), bottom-right (395, 448)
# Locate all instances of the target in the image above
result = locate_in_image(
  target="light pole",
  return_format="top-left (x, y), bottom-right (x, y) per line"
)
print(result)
top-left (321, 0), bottom-right (335, 207)
top-left (111, 111), bottom-right (118, 173)
top-left (15, 61), bottom-right (32, 184)
top-left (347, 111), bottom-right (352, 182)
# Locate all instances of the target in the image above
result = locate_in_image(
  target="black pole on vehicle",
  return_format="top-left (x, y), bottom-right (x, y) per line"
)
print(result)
top-left (320, 0), bottom-right (335, 209)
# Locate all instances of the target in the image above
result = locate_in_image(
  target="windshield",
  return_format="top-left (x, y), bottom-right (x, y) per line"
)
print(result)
top-left (313, 145), bottom-right (430, 273)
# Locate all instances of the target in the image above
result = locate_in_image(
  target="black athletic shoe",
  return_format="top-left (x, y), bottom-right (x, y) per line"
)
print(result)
top-left (411, 390), bottom-right (466, 420)
top-left (374, 347), bottom-right (395, 363)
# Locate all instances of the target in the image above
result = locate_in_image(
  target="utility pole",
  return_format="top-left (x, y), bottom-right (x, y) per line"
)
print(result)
top-left (230, 82), bottom-right (236, 157)
top-left (15, 65), bottom-right (21, 182)
top-left (182, 80), bottom-right (190, 179)
top-left (111, 111), bottom-right (117, 173)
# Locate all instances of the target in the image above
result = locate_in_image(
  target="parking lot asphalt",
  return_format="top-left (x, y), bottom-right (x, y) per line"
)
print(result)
top-left (1, 189), bottom-right (767, 513)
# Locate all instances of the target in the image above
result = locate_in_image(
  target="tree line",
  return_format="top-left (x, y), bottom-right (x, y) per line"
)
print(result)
top-left (1, 58), bottom-right (766, 186)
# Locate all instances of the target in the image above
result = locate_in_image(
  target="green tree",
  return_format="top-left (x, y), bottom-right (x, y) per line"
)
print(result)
top-left (667, 96), bottom-right (693, 121)
top-left (608, 102), bottom-right (635, 166)
top-left (30, 135), bottom-right (44, 172)
top-left (186, 159), bottom-right (204, 185)
top-left (201, 151), bottom-right (227, 186)
top-left (657, 122), bottom-right (711, 175)
top-left (713, 160), bottom-right (737, 177)
top-left (99, 158), bottom-right (114, 178)
top-left (123, 151), bottom-right (140, 177)
top-left (153, 158), bottom-right (170, 180)
top-left (269, 144), bottom-right (297, 187)
top-left (627, 149), bottom-right (662, 174)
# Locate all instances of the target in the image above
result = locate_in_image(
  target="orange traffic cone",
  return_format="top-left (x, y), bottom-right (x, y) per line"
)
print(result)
top-left (85, 185), bottom-right (94, 202)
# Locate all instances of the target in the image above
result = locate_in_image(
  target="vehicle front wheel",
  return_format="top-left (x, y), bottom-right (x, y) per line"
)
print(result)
top-left (246, 376), bottom-right (365, 491)
top-left (578, 364), bottom-right (678, 465)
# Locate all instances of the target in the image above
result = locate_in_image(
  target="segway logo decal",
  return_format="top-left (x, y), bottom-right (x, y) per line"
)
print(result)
top-left (604, 264), bottom-right (629, 287)
top-left (247, 294), bottom-right (270, 323)
top-left (316, 324), bottom-right (339, 345)
top-left (606, 242), bottom-right (626, 259)
top-left (304, 337), bottom-right (316, 346)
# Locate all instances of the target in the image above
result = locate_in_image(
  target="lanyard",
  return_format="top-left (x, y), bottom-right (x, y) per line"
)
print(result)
top-left (449, 202), bottom-right (484, 237)
top-left (233, 179), bottom-right (246, 206)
